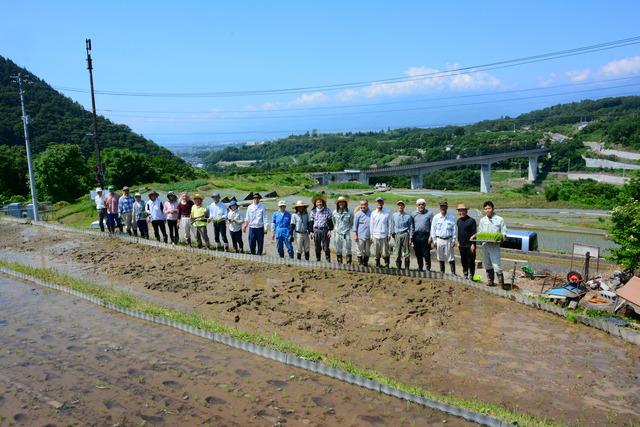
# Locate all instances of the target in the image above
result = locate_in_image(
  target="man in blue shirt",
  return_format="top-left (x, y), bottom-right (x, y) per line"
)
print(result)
top-left (353, 199), bottom-right (372, 266)
top-left (392, 201), bottom-right (414, 270)
top-left (429, 200), bottom-right (457, 275)
top-left (272, 200), bottom-right (294, 259)
top-left (118, 186), bottom-right (136, 236)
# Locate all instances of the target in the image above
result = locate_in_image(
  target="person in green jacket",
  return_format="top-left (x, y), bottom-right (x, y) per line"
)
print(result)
top-left (332, 196), bottom-right (354, 264)
top-left (190, 194), bottom-right (210, 249)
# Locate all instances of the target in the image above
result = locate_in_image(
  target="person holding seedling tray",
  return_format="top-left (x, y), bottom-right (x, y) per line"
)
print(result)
top-left (473, 200), bottom-right (508, 289)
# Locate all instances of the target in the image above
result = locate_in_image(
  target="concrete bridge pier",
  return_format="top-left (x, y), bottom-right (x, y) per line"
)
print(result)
top-left (480, 163), bottom-right (492, 193)
top-left (410, 173), bottom-right (424, 190)
top-left (528, 156), bottom-right (539, 182)
top-left (358, 172), bottom-right (369, 185)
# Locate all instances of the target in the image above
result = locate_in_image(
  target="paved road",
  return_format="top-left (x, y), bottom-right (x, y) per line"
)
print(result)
top-left (0, 275), bottom-right (466, 426)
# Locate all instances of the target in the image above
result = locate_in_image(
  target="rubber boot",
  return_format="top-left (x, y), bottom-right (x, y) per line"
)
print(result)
top-left (163, 235), bottom-right (168, 244)
top-left (363, 256), bottom-right (369, 266)
top-left (325, 254), bottom-right (331, 263)
top-left (404, 259), bottom-right (410, 270)
top-left (357, 256), bottom-right (363, 265)
top-left (127, 229), bottom-right (132, 236)
top-left (395, 259), bottom-right (402, 269)
top-left (384, 257), bottom-right (390, 268)
top-left (417, 258), bottom-right (424, 272)
top-left (133, 229), bottom-right (138, 237)
top-left (304, 252), bottom-right (310, 261)
top-left (375, 258), bottom-right (381, 267)
top-left (426, 257), bottom-right (431, 272)
top-left (337, 255), bottom-right (343, 264)
top-left (186, 238), bottom-right (191, 247)
top-left (486, 269), bottom-right (495, 287)
top-left (289, 252), bottom-right (294, 259)
top-left (439, 261), bottom-right (445, 273)
top-left (297, 253), bottom-right (302, 260)
top-left (346, 255), bottom-right (352, 265)
top-left (118, 225), bottom-right (124, 233)
top-left (449, 261), bottom-right (456, 276)
top-left (498, 273), bottom-right (508, 290)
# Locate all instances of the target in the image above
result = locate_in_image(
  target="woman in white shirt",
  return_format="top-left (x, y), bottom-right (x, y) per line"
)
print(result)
top-left (145, 190), bottom-right (168, 243)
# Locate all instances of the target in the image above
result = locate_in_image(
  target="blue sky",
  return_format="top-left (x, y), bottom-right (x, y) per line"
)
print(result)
top-left (2, 1), bottom-right (640, 147)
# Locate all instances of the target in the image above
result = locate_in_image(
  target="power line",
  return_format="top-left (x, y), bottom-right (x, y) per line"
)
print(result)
top-left (52, 35), bottom-right (640, 98)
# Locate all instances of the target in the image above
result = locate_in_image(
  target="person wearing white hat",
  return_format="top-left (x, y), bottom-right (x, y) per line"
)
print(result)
top-left (370, 197), bottom-right (393, 268)
top-left (272, 200), bottom-right (294, 258)
top-left (332, 196), bottom-right (353, 264)
top-left (243, 193), bottom-right (269, 255)
top-left (145, 190), bottom-right (168, 243)
top-left (208, 192), bottom-right (229, 251)
top-left (429, 200), bottom-right (457, 274)
top-left (94, 187), bottom-right (107, 232)
top-left (132, 192), bottom-right (149, 239)
top-left (412, 198), bottom-right (433, 272)
top-left (290, 200), bottom-right (311, 260)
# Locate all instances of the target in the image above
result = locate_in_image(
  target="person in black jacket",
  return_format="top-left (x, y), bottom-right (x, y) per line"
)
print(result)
top-left (456, 203), bottom-right (477, 280)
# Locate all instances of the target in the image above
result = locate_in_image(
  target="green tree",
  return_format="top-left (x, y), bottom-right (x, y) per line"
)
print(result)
top-left (0, 145), bottom-right (28, 201)
top-left (608, 200), bottom-right (640, 273)
top-left (101, 148), bottom-right (158, 188)
top-left (34, 144), bottom-right (90, 202)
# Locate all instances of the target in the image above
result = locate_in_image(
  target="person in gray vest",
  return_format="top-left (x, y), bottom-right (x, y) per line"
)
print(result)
top-left (411, 198), bottom-right (432, 272)
top-left (332, 196), bottom-right (354, 264)
top-left (290, 200), bottom-right (311, 260)
top-left (392, 201), bottom-right (414, 269)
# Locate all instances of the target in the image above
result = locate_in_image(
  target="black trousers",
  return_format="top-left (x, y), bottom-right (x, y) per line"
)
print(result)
top-left (413, 232), bottom-right (431, 271)
top-left (97, 208), bottom-right (106, 232)
top-left (459, 246), bottom-right (476, 276)
top-left (230, 229), bottom-right (243, 251)
top-left (167, 219), bottom-right (179, 243)
top-left (213, 221), bottom-right (229, 247)
top-left (151, 220), bottom-right (167, 242)
top-left (313, 228), bottom-right (330, 260)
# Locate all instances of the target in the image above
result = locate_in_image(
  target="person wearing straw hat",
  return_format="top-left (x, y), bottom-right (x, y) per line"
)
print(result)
top-left (392, 200), bottom-right (414, 270)
top-left (370, 197), bottom-right (393, 268)
top-left (412, 198), bottom-right (433, 272)
top-left (353, 199), bottom-right (372, 266)
top-left (456, 202), bottom-right (477, 280)
top-left (429, 200), bottom-right (457, 275)
top-left (164, 191), bottom-right (180, 244)
top-left (310, 195), bottom-right (333, 262)
top-left (208, 192), bottom-right (229, 251)
top-left (243, 192), bottom-right (269, 255)
top-left (178, 192), bottom-right (194, 246)
top-left (118, 186), bottom-right (136, 236)
top-left (94, 187), bottom-right (107, 232)
top-left (272, 200), bottom-right (294, 259)
top-left (227, 200), bottom-right (244, 253)
top-left (290, 200), bottom-right (311, 260)
top-left (145, 190), bottom-right (168, 243)
top-left (190, 193), bottom-right (210, 249)
top-left (132, 192), bottom-right (149, 239)
top-left (332, 196), bottom-right (354, 264)
top-left (105, 185), bottom-right (123, 233)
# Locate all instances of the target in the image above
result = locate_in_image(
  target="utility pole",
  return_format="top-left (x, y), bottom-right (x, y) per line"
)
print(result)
top-left (11, 73), bottom-right (39, 221)
top-left (86, 38), bottom-right (104, 188)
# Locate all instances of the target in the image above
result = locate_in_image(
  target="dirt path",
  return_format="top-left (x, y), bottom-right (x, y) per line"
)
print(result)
top-left (0, 276), bottom-right (463, 426)
top-left (1, 222), bottom-right (639, 426)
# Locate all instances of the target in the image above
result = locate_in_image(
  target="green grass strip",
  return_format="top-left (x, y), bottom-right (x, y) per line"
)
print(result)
top-left (0, 259), bottom-right (562, 427)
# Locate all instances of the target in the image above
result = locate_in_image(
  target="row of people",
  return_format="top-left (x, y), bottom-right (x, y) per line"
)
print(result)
top-left (94, 187), bottom-right (508, 287)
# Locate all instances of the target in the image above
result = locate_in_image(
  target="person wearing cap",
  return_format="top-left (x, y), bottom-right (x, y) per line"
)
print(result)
top-left (118, 186), bottom-right (136, 236)
top-left (370, 197), bottom-right (393, 268)
top-left (208, 192), bottom-right (229, 251)
top-left (429, 200), bottom-right (457, 274)
top-left (392, 201), bottom-right (414, 270)
top-left (290, 200), bottom-right (311, 260)
top-left (105, 185), bottom-right (123, 233)
top-left (145, 190), bottom-right (168, 243)
top-left (243, 193), bottom-right (269, 255)
top-left (475, 200), bottom-right (508, 288)
top-left (164, 191), bottom-right (180, 244)
top-left (178, 192), bottom-right (194, 246)
top-left (332, 196), bottom-right (354, 264)
top-left (310, 195), bottom-right (333, 262)
top-left (94, 187), bottom-right (107, 232)
top-left (412, 198), bottom-right (433, 272)
top-left (353, 199), bottom-right (372, 266)
top-left (132, 192), bottom-right (149, 239)
top-left (190, 194), bottom-right (210, 249)
top-left (456, 203), bottom-right (477, 280)
top-left (272, 200), bottom-right (294, 259)
top-left (227, 200), bottom-right (244, 253)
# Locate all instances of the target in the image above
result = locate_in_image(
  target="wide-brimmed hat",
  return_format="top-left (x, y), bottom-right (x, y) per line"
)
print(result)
top-left (336, 196), bottom-right (348, 205)
top-left (456, 203), bottom-right (468, 210)
top-left (277, 200), bottom-right (287, 207)
top-left (149, 190), bottom-right (159, 197)
top-left (167, 191), bottom-right (176, 198)
top-left (211, 192), bottom-right (220, 198)
top-left (375, 197), bottom-right (384, 203)
top-left (193, 193), bottom-right (203, 200)
top-left (122, 186), bottom-right (129, 191)
top-left (229, 200), bottom-right (238, 207)
top-left (312, 195), bottom-right (326, 205)
top-left (438, 199), bottom-right (448, 207)
top-left (134, 192), bottom-right (142, 197)
top-left (396, 200), bottom-right (405, 206)
top-left (96, 187), bottom-right (103, 192)
top-left (294, 200), bottom-right (308, 208)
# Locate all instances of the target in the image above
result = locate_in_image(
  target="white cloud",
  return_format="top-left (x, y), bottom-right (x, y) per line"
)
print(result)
top-left (565, 68), bottom-right (591, 82)
top-left (261, 101), bottom-right (281, 110)
top-left (293, 91), bottom-right (328, 106)
top-left (600, 55), bottom-right (640, 77)
top-left (336, 89), bottom-right (358, 102)
top-left (538, 72), bottom-right (557, 87)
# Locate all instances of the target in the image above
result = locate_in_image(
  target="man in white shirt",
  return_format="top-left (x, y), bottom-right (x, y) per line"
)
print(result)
top-left (208, 192), bottom-right (229, 251)
top-left (94, 187), bottom-right (106, 232)
top-left (476, 200), bottom-right (508, 288)
top-left (429, 200), bottom-right (457, 275)
top-left (370, 197), bottom-right (393, 268)
top-left (243, 193), bottom-right (269, 255)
